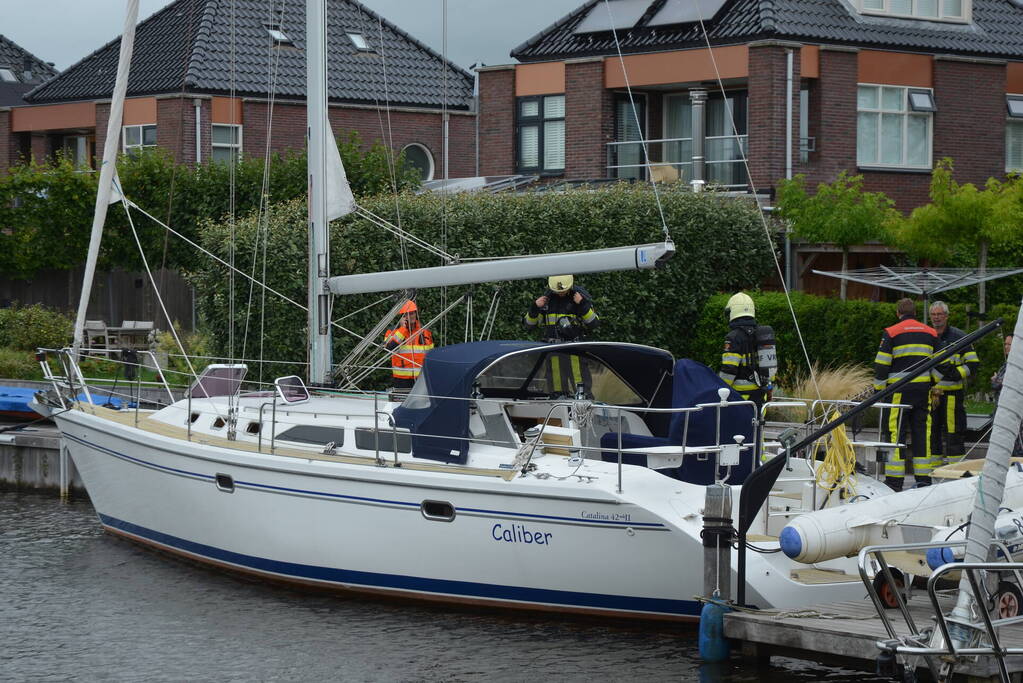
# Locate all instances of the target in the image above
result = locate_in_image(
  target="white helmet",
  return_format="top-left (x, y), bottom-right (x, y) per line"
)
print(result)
top-left (725, 292), bottom-right (755, 321)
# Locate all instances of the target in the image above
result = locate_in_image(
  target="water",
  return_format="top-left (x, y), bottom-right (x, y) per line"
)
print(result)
top-left (1, 490), bottom-right (884, 682)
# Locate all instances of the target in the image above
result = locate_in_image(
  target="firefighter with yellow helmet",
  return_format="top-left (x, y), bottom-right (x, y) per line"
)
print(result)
top-left (524, 275), bottom-right (599, 342)
top-left (719, 292), bottom-right (777, 411)
top-left (384, 299), bottom-right (434, 389)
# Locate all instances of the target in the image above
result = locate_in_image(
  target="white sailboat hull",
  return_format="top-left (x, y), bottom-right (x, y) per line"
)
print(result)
top-left (55, 407), bottom-right (870, 621)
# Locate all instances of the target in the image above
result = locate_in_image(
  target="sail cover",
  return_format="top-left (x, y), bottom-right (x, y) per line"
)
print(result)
top-left (392, 341), bottom-right (675, 463)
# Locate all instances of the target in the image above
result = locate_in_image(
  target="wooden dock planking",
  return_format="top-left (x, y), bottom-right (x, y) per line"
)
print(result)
top-left (724, 595), bottom-right (1023, 679)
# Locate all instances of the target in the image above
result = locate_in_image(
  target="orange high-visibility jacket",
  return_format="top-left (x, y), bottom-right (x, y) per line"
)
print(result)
top-left (384, 325), bottom-right (434, 381)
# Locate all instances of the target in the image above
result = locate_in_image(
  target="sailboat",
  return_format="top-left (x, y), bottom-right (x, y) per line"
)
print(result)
top-left (35, 0), bottom-right (955, 621)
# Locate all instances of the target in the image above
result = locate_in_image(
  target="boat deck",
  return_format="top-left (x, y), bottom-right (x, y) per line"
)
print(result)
top-left (725, 593), bottom-right (1023, 680)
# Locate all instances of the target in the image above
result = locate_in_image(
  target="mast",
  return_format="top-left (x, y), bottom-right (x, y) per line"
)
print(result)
top-left (72, 0), bottom-right (140, 356)
top-left (306, 0), bottom-right (332, 385)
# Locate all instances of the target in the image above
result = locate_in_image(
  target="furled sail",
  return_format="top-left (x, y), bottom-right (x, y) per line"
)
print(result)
top-left (72, 0), bottom-right (139, 354)
top-left (325, 113), bottom-right (355, 221)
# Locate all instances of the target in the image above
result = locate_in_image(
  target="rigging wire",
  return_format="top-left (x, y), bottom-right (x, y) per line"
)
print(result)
top-left (602, 0), bottom-right (673, 244)
top-left (373, 13), bottom-right (409, 270)
top-left (439, 0), bottom-right (450, 347)
top-left (688, 0), bottom-right (823, 401)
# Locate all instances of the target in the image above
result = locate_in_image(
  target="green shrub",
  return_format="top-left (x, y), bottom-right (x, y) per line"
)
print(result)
top-left (190, 183), bottom-right (775, 384)
top-left (0, 348), bottom-right (40, 379)
top-left (0, 304), bottom-right (73, 351)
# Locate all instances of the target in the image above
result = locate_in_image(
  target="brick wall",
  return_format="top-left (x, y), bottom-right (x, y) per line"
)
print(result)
top-left (0, 111), bottom-right (12, 170)
top-left (478, 67), bottom-right (515, 176)
top-left (565, 59), bottom-right (612, 179)
top-left (95, 103), bottom-right (110, 164)
top-left (29, 133), bottom-right (48, 165)
top-left (157, 97), bottom-right (198, 165)
top-left (748, 43), bottom-right (801, 190)
top-left (241, 100), bottom-right (473, 179)
top-left (798, 48), bottom-right (858, 185)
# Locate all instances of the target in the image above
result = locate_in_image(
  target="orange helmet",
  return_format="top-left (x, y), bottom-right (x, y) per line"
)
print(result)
top-left (399, 300), bottom-right (418, 314)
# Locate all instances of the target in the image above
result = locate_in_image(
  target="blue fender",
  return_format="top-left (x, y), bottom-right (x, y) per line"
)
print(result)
top-left (698, 599), bottom-right (732, 662)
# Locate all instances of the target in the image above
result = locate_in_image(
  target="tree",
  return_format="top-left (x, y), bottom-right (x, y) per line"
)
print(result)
top-left (776, 172), bottom-right (898, 300)
top-left (892, 159), bottom-right (1023, 316)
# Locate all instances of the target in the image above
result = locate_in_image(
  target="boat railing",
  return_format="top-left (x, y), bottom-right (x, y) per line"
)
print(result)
top-left (858, 541), bottom-right (1023, 681)
top-left (40, 347), bottom-right (177, 409)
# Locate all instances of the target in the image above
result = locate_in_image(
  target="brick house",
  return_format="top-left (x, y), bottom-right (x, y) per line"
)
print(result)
top-left (2, 0), bottom-right (475, 180)
top-left (0, 34), bottom-right (58, 164)
top-left (479, 0), bottom-right (1023, 208)
top-left (477, 0), bottom-right (1023, 296)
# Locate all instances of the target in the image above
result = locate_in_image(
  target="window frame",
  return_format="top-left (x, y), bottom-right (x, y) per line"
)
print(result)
top-left (0, 68), bottom-right (17, 83)
top-left (210, 123), bottom-right (243, 165)
top-left (856, 83), bottom-right (934, 171)
top-left (122, 124), bottom-right (157, 155)
top-left (515, 93), bottom-right (566, 176)
top-left (1008, 95), bottom-right (1023, 174)
top-left (855, 0), bottom-right (970, 23)
top-left (401, 142), bottom-right (435, 181)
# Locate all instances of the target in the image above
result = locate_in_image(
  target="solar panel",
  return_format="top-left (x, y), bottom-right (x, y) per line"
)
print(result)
top-left (573, 0), bottom-right (655, 34)
top-left (646, 0), bottom-right (730, 27)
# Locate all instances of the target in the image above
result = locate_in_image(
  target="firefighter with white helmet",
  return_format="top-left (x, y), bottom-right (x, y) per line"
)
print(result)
top-left (719, 292), bottom-right (777, 411)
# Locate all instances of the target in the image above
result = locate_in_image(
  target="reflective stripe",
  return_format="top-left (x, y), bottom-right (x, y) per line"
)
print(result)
top-left (581, 308), bottom-right (598, 323)
top-left (721, 353), bottom-right (742, 366)
top-left (884, 371), bottom-right (931, 384)
top-left (874, 351), bottom-right (893, 365)
top-left (524, 312), bottom-right (540, 325)
top-left (892, 344), bottom-right (932, 356)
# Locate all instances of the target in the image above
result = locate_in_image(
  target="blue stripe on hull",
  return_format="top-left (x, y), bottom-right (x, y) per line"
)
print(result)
top-left (98, 513), bottom-right (699, 618)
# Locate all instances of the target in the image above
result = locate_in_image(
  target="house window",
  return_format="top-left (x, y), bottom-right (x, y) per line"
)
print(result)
top-left (1008, 96), bottom-right (1023, 173)
top-left (662, 90), bottom-right (748, 187)
top-left (62, 135), bottom-right (94, 170)
top-left (857, 0), bottom-right (968, 22)
top-left (857, 84), bottom-right (932, 169)
top-left (0, 68), bottom-right (17, 83)
top-left (347, 32), bottom-right (372, 51)
top-left (211, 124), bottom-right (242, 164)
top-left (401, 143), bottom-right (434, 181)
top-left (516, 94), bottom-right (565, 174)
top-left (613, 94), bottom-right (646, 180)
top-left (265, 24), bottom-right (293, 46)
top-left (123, 124), bottom-right (157, 155)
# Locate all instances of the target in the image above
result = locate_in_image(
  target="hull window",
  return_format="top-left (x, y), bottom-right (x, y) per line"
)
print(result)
top-left (276, 425), bottom-right (345, 446)
top-left (421, 500), bottom-right (455, 521)
top-left (354, 428), bottom-right (411, 454)
top-left (215, 473), bottom-right (234, 492)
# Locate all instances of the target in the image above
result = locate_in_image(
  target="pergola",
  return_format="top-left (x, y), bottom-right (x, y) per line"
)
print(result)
top-left (811, 266), bottom-right (1023, 323)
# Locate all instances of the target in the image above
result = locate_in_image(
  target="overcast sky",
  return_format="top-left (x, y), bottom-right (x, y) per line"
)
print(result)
top-left (4, 0), bottom-right (584, 72)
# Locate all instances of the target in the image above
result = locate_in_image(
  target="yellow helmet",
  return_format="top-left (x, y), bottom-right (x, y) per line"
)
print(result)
top-left (725, 292), bottom-right (755, 321)
top-left (548, 275), bottom-right (574, 293)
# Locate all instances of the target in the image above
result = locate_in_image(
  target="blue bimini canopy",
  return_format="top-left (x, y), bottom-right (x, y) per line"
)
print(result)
top-left (391, 340), bottom-right (676, 464)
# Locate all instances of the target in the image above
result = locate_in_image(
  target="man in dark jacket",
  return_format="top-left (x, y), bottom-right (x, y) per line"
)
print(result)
top-left (719, 292), bottom-right (775, 412)
top-left (927, 301), bottom-right (980, 467)
top-left (524, 275), bottom-right (598, 342)
top-left (874, 298), bottom-right (938, 490)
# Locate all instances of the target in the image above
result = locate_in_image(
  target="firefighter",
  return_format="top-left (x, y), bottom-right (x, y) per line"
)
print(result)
top-left (384, 300), bottom-right (434, 390)
top-left (874, 298), bottom-right (937, 490)
top-left (524, 275), bottom-right (598, 396)
top-left (718, 292), bottom-right (777, 413)
top-left (927, 301), bottom-right (980, 467)
top-left (524, 275), bottom-right (598, 342)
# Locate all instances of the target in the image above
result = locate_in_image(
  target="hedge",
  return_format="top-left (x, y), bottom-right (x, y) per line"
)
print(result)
top-left (189, 183), bottom-right (776, 384)
top-left (685, 292), bottom-right (1017, 392)
top-left (0, 304), bottom-right (73, 351)
top-left (0, 132), bottom-right (419, 279)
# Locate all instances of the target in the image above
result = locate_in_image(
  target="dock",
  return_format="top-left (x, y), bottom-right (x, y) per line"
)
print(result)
top-left (725, 593), bottom-right (1023, 680)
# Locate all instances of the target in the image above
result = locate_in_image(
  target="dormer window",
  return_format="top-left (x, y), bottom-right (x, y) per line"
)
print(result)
top-left (857, 0), bottom-right (969, 22)
top-left (347, 32), bottom-right (372, 52)
top-left (0, 68), bottom-right (17, 83)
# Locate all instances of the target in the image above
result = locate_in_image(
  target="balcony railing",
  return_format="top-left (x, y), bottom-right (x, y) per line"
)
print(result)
top-left (606, 135), bottom-right (749, 189)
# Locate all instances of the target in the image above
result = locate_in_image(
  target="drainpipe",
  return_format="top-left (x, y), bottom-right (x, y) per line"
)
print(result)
top-left (784, 49), bottom-right (794, 290)
top-left (689, 88), bottom-right (707, 192)
top-left (193, 98), bottom-right (202, 164)
top-left (473, 63), bottom-right (481, 177)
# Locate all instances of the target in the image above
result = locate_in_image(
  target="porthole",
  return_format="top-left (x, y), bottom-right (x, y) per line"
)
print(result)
top-left (215, 473), bottom-right (234, 492)
top-left (190, 412), bottom-right (200, 423)
top-left (421, 500), bottom-right (455, 522)
top-left (246, 421), bottom-right (261, 435)
top-left (212, 417), bottom-right (226, 430)
top-left (401, 143), bottom-right (434, 181)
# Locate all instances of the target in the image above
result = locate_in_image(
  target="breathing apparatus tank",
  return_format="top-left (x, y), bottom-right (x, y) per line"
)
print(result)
top-left (754, 324), bottom-right (778, 386)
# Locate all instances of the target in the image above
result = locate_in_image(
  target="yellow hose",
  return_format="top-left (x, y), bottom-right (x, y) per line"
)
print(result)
top-left (813, 410), bottom-right (857, 496)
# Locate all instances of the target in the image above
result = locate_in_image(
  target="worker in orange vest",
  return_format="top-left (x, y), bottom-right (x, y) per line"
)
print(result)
top-left (384, 300), bottom-right (434, 389)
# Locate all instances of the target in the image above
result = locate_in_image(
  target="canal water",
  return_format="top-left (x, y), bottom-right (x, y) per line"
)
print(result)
top-left (2, 490), bottom-right (885, 681)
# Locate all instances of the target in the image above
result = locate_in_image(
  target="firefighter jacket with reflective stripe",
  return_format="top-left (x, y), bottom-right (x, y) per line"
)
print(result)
top-left (385, 325), bottom-right (434, 381)
top-left (873, 316), bottom-right (938, 391)
top-left (930, 325), bottom-right (980, 391)
top-left (719, 316), bottom-right (768, 398)
top-left (524, 287), bottom-right (599, 338)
